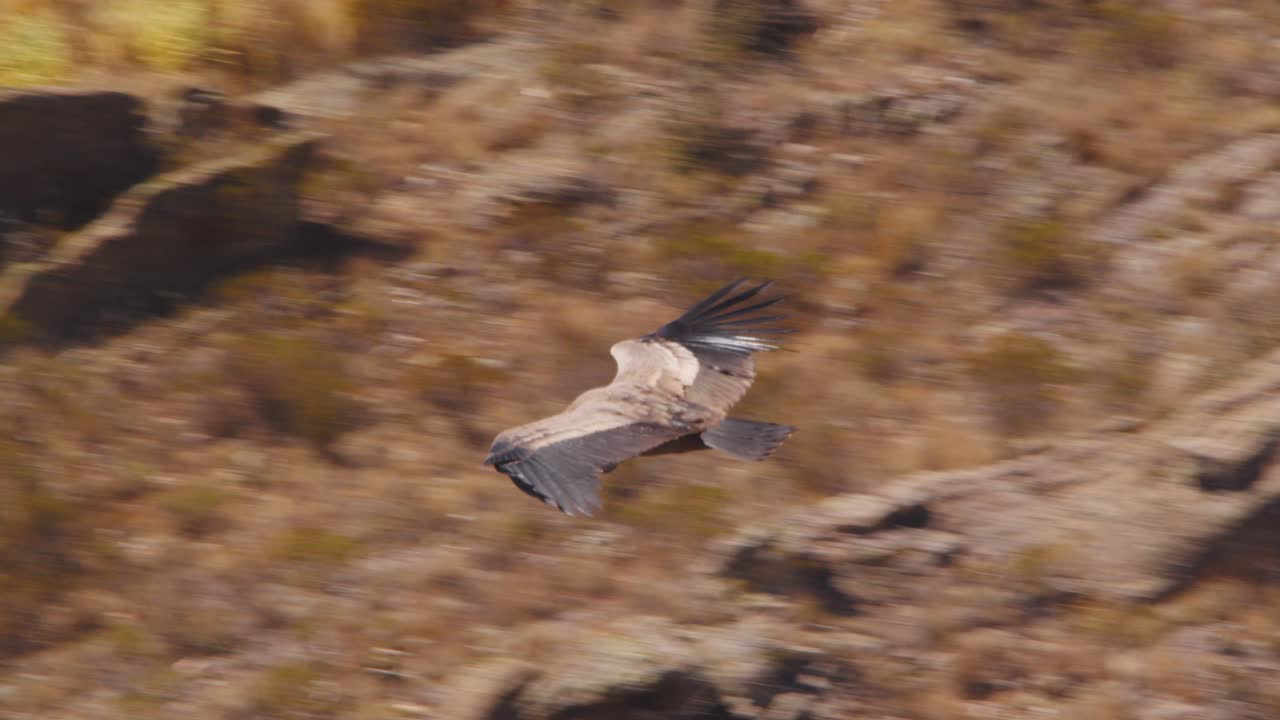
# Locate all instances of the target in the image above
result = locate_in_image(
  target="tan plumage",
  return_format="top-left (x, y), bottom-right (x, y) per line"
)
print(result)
top-left (484, 279), bottom-right (795, 516)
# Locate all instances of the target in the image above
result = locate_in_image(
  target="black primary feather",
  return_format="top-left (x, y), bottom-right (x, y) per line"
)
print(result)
top-left (647, 279), bottom-right (790, 354)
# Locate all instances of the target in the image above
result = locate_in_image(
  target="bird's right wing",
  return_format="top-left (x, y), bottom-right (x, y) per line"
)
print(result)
top-left (642, 279), bottom-right (790, 414)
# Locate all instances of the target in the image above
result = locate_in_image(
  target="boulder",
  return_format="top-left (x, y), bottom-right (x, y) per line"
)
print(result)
top-left (712, 343), bottom-right (1280, 606)
top-left (515, 616), bottom-right (711, 720)
top-left (0, 132), bottom-right (322, 338)
top-left (0, 89), bottom-right (155, 227)
top-left (444, 657), bottom-right (539, 720)
top-left (440, 615), bottom-right (824, 720)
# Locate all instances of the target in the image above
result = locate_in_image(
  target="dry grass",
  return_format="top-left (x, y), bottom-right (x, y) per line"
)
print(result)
top-left (1069, 600), bottom-right (1174, 649)
top-left (968, 333), bottom-right (1078, 435)
top-left (407, 352), bottom-right (508, 415)
top-left (0, 10), bottom-right (72, 85)
top-left (578, 1), bottom-right (704, 72)
top-left (994, 217), bottom-right (1097, 294)
top-left (0, 447), bottom-right (86, 655)
top-left (613, 482), bottom-right (731, 540)
top-left (251, 660), bottom-right (348, 718)
top-left (270, 527), bottom-right (362, 568)
top-left (153, 482), bottom-right (237, 537)
top-left (0, 0), bottom-right (507, 86)
top-left (918, 419), bottom-right (1002, 472)
top-left (1058, 688), bottom-right (1134, 720)
top-left (875, 216), bottom-right (931, 279)
top-left (538, 40), bottom-right (624, 115)
top-left (225, 332), bottom-right (362, 452)
top-left (851, 0), bottom-right (953, 68)
top-left (357, 74), bottom-right (554, 170)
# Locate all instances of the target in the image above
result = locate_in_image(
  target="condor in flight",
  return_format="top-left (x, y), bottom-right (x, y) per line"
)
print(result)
top-left (484, 279), bottom-right (795, 516)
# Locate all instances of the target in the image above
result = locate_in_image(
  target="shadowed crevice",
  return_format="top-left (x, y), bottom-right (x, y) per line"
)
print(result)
top-left (722, 544), bottom-right (861, 616)
top-left (1196, 432), bottom-right (1279, 492)
top-left (1172, 496), bottom-right (1280, 596)
top-left (546, 671), bottom-right (733, 720)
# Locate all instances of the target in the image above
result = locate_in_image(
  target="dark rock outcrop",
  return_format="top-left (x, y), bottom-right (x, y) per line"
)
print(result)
top-left (0, 132), bottom-right (322, 338)
top-left (0, 89), bottom-right (156, 227)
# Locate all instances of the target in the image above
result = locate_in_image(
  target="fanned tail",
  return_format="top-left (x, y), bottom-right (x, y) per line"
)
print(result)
top-left (702, 418), bottom-right (795, 460)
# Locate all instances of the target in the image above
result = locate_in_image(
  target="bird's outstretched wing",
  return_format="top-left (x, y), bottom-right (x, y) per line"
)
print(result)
top-left (643, 278), bottom-right (789, 414)
top-left (485, 418), bottom-right (687, 516)
top-left (647, 278), bottom-right (790, 354)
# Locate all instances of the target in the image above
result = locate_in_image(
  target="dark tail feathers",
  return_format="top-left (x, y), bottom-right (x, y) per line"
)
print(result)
top-left (702, 418), bottom-right (794, 461)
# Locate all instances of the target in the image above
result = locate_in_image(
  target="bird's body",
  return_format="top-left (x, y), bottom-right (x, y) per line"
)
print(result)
top-left (484, 280), bottom-right (795, 516)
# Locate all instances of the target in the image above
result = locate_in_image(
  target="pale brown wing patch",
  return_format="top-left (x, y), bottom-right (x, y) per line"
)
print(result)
top-left (610, 339), bottom-right (698, 396)
top-left (684, 347), bottom-right (757, 417)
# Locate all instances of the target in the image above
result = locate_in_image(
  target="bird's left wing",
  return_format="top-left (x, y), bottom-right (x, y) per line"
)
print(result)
top-left (642, 279), bottom-right (790, 415)
top-left (486, 415), bottom-right (686, 516)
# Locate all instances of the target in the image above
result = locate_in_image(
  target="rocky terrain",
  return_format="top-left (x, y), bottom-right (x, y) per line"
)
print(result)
top-left (1, 1), bottom-right (1279, 718)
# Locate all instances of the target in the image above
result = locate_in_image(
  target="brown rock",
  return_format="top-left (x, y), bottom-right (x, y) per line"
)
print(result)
top-left (516, 615), bottom-right (707, 719)
top-left (443, 657), bottom-right (539, 720)
top-left (713, 345), bottom-right (1280, 606)
top-left (0, 131), bottom-right (322, 338)
top-left (497, 615), bottom-right (816, 720)
top-left (0, 89), bottom-right (155, 227)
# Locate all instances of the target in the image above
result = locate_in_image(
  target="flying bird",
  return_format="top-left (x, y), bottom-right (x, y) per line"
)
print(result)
top-left (484, 279), bottom-right (795, 516)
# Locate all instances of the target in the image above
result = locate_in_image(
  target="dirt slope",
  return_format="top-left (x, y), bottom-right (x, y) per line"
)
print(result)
top-left (1, 2), bottom-right (1279, 718)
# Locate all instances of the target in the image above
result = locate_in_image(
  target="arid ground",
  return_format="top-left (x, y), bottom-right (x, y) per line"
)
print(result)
top-left (2, 1), bottom-right (1279, 718)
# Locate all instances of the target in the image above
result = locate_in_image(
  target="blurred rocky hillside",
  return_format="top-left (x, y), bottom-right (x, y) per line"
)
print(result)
top-left (1, 1), bottom-right (1279, 718)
